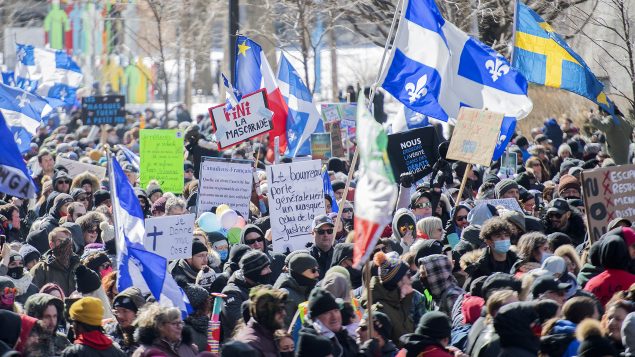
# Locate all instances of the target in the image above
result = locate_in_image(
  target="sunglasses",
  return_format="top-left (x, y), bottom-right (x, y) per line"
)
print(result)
top-left (548, 212), bottom-right (563, 219)
top-left (413, 202), bottom-right (432, 209)
top-left (456, 215), bottom-right (468, 222)
top-left (316, 229), bottom-right (334, 235)
top-left (77, 196), bottom-right (89, 202)
top-left (342, 208), bottom-right (353, 213)
top-left (311, 268), bottom-right (319, 274)
top-left (245, 237), bottom-right (264, 245)
top-left (398, 224), bottom-right (415, 234)
top-left (86, 228), bottom-right (98, 234)
top-left (57, 180), bottom-right (71, 184)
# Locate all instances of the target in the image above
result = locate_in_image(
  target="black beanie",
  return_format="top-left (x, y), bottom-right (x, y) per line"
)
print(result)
top-left (192, 238), bottom-right (208, 256)
top-left (93, 190), bottom-right (110, 208)
top-left (331, 180), bottom-right (345, 192)
top-left (74, 265), bottom-right (102, 294)
top-left (221, 341), bottom-right (259, 357)
top-left (495, 179), bottom-right (518, 199)
top-left (297, 331), bottom-right (333, 357)
top-left (308, 287), bottom-right (339, 318)
top-left (416, 311), bottom-right (451, 339)
top-left (207, 231), bottom-right (227, 245)
top-left (289, 253), bottom-right (318, 274)
top-left (239, 250), bottom-right (270, 280)
top-left (370, 311), bottom-right (393, 341)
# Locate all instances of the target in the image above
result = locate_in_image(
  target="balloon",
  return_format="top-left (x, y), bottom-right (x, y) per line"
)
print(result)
top-left (197, 212), bottom-right (221, 233)
top-left (220, 209), bottom-right (238, 229)
top-left (227, 227), bottom-right (242, 245)
top-left (216, 204), bottom-right (231, 216)
top-left (234, 216), bottom-right (246, 228)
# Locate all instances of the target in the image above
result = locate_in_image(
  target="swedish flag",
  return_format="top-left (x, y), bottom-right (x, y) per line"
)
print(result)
top-left (513, 2), bottom-right (618, 118)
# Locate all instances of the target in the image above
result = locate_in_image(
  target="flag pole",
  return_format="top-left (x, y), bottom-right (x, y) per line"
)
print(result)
top-left (364, 259), bottom-right (374, 339)
top-left (334, 148), bottom-right (358, 233)
top-left (510, 0), bottom-right (519, 65)
top-left (456, 163), bottom-right (472, 206)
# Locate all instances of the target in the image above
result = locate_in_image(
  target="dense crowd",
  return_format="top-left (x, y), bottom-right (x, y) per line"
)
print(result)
top-left (0, 108), bottom-right (633, 357)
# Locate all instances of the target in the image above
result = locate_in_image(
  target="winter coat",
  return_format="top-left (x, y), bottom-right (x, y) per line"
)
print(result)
top-left (468, 323), bottom-right (500, 357)
top-left (577, 263), bottom-right (602, 289)
top-left (27, 194), bottom-right (66, 254)
top-left (298, 324), bottom-right (359, 357)
top-left (60, 332), bottom-right (127, 357)
top-left (30, 250), bottom-right (81, 295)
top-left (397, 334), bottom-right (454, 357)
top-left (239, 224), bottom-right (285, 282)
top-left (543, 118), bottom-right (564, 150)
top-left (103, 322), bottom-right (138, 356)
top-left (544, 211), bottom-right (587, 246)
top-left (584, 235), bottom-right (635, 306)
top-left (540, 319), bottom-right (578, 357)
top-left (184, 314), bottom-right (209, 353)
top-left (234, 318), bottom-right (279, 357)
top-left (221, 270), bottom-right (254, 339)
top-left (132, 324), bottom-right (197, 357)
top-left (310, 244), bottom-right (334, 280)
top-left (494, 302), bottom-right (540, 357)
top-left (463, 248), bottom-right (520, 291)
top-left (362, 276), bottom-right (414, 346)
top-left (418, 254), bottom-right (465, 315)
top-left (168, 258), bottom-right (198, 284)
top-left (273, 272), bottom-right (311, 326)
top-left (444, 204), bottom-right (470, 247)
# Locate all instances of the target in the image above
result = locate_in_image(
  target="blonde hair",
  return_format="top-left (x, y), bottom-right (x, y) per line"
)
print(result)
top-left (554, 244), bottom-right (582, 276)
top-left (416, 216), bottom-right (443, 240)
top-left (486, 289), bottom-right (517, 320)
top-left (134, 303), bottom-right (181, 331)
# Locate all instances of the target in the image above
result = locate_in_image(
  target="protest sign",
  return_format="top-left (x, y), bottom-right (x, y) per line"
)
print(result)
top-left (209, 89), bottom-right (273, 150)
top-left (387, 127), bottom-right (440, 182)
top-left (446, 108), bottom-right (504, 167)
top-left (325, 121), bottom-right (345, 157)
top-left (501, 151), bottom-right (518, 175)
top-left (319, 103), bottom-right (356, 139)
top-left (81, 95), bottom-right (125, 125)
top-left (143, 214), bottom-right (195, 260)
top-left (311, 133), bottom-right (332, 160)
top-left (140, 129), bottom-right (184, 193)
top-left (267, 160), bottom-right (325, 253)
top-left (581, 164), bottom-right (635, 241)
top-left (474, 198), bottom-right (524, 214)
top-left (56, 157), bottom-right (106, 179)
top-left (197, 157), bottom-right (253, 219)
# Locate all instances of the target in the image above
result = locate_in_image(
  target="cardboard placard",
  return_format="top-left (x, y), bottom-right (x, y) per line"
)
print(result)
top-left (208, 89), bottom-right (273, 150)
top-left (81, 95), bottom-right (125, 125)
top-left (581, 164), bottom-right (635, 241)
top-left (320, 103), bottom-right (356, 139)
top-left (446, 108), bottom-right (504, 167)
top-left (325, 120), bottom-right (345, 158)
top-left (143, 214), bottom-right (195, 260)
top-left (55, 157), bottom-right (106, 179)
top-left (310, 133), bottom-right (332, 160)
top-left (266, 160), bottom-right (325, 253)
top-left (140, 129), bottom-right (184, 193)
top-left (197, 157), bottom-right (253, 219)
top-left (387, 127), bottom-right (440, 182)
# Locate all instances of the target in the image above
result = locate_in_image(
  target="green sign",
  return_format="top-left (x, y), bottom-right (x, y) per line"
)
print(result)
top-left (140, 130), bottom-right (184, 193)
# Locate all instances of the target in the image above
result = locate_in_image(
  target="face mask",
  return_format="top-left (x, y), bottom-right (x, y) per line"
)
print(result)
top-left (493, 239), bottom-right (511, 254)
top-left (218, 250), bottom-right (228, 261)
top-left (53, 239), bottom-right (73, 267)
top-left (0, 292), bottom-right (15, 309)
top-left (291, 271), bottom-right (318, 289)
top-left (346, 267), bottom-right (363, 289)
top-left (7, 267), bottom-right (23, 280)
top-left (540, 252), bottom-right (554, 264)
top-left (280, 353), bottom-right (294, 357)
top-left (100, 266), bottom-right (114, 279)
top-left (255, 272), bottom-right (272, 285)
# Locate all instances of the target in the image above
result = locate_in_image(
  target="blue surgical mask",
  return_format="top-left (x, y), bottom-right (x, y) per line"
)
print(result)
top-left (218, 250), bottom-right (228, 261)
top-left (541, 252), bottom-right (554, 264)
top-left (493, 239), bottom-right (511, 254)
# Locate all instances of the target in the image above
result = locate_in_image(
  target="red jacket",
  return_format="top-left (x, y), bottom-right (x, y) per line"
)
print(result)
top-left (584, 269), bottom-right (635, 306)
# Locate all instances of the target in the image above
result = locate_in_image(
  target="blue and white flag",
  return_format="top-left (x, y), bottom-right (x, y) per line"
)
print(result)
top-left (323, 169), bottom-right (339, 213)
top-left (379, 0), bottom-right (533, 121)
top-left (222, 73), bottom-right (242, 111)
top-left (109, 154), bottom-right (192, 318)
top-left (118, 145), bottom-right (140, 172)
top-left (0, 112), bottom-right (37, 198)
top-left (0, 83), bottom-right (53, 149)
top-left (277, 54), bottom-right (324, 157)
top-left (1, 71), bottom-right (15, 87)
top-left (15, 43), bottom-right (83, 106)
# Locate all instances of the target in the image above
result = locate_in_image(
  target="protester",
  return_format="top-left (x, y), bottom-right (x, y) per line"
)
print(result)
top-left (132, 303), bottom-right (197, 357)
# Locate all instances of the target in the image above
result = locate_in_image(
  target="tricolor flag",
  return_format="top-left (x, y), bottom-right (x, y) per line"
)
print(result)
top-left (234, 35), bottom-right (289, 154)
top-left (353, 95), bottom-right (398, 269)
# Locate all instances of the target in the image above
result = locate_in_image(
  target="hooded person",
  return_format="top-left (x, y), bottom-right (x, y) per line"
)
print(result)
top-left (362, 251), bottom-right (414, 345)
top-left (234, 285), bottom-right (288, 357)
top-left (214, 244), bottom-right (251, 294)
top-left (52, 170), bottom-right (72, 194)
top-left (3, 251), bottom-right (38, 304)
top-left (398, 311), bottom-right (454, 357)
top-left (330, 243), bottom-right (362, 289)
top-left (24, 292), bottom-right (71, 355)
top-left (584, 235), bottom-right (635, 306)
top-left (273, 252), bottom-right (319, 326)
top-left (577, 318), bottom-right (618, 357)
top-left (104, 287), bottom-right (146, 355)
top-left (27, 193), bottom-right (74, 254)
top-left (220, 250), bottom-right (271, 339)
top-left (207, 231), bottom-right (230, 267)
top-left (493, 301), bottom-right (541, 357)
top-left (134, 188), bottom-right (151, 218)
top-left (181, 282), bottom-right (212, 352)
top-left (389, 208), bottom-right (417, 255)
top-left (0, 308), bottom-right (41, 355)
top-left (321, 267), bottom-right (353, 302)
top-left (419, 254), bottom-right (466, 315)
top-left (452, 225), bottom-right (485, 267)
top-left (240, 224), bottom-right (284, 283)
top-left (444, 204), bottom-right (471, 247)
top-left (0, 277), bottom-right (18, 311)
top-left (30, 227), bottom-right (81, 295)
top-left (73, 264), bottom-right (114, 319)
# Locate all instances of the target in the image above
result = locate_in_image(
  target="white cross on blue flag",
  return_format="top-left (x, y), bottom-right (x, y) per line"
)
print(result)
top-left (379, 0), bottom-right (533, 121)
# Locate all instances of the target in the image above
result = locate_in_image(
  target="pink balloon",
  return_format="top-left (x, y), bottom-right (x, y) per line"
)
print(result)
top-left (235, 216), bottom-right (246, 228)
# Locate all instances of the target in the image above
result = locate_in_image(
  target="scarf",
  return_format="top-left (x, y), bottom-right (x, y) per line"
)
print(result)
top-left (53, 240), bottom-right (73, 268)
top-left (9, 272), bottom-right (33, 296)
top-left (75, 330), bottom-right (113, 351)
top-left (178, 259), bottom-right (198, 281)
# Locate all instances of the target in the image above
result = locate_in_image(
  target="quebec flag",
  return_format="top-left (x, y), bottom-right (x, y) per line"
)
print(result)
top-left (277, 54), bottom-right (324, 157)
top-left (0, 112), bottom-right (37, 199)
top-left (14, 43), bottom-right (83, 106)
top-left (0, 83), bottom-right (53, 153)
top-left (109, 154), bottom-right (192, 318)
top-left (380, 0), bottom-right (533, 121)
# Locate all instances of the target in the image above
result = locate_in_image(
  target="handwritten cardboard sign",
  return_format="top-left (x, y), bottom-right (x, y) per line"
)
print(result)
top-left (446, 108), bottom-right (504, 167)
top-left (581, 164), bottom-right (635, 242)
top-left (197, 157), bottom-right (253, 219)
top-left (325, 120), bottom-right (345, 158)
top-left (140, 129), bottom-right (184, 193)
top-left (56, 157), bottom-right (107, 179)
top-left (143, 214), bottom-right (195, 260)
top-left (209, 89), bottom-right (273, 150)
top-left (266, 160), bottom-right (325, 253)
top-left (81, 95), bottom-right (126, 125)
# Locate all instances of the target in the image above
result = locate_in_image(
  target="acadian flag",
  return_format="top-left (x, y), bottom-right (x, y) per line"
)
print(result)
top-left (352, 95), bottom-right (398, 269)
top-left (513, 2), bottom-right (618, 119)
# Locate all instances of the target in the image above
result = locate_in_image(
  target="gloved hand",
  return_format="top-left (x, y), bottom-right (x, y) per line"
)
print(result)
top-left (100, 222), bottom-right (115, 243)
top-left (196, 266), bottom-right (217, 291)
top-left (400, 172), bottom-right (414, 188)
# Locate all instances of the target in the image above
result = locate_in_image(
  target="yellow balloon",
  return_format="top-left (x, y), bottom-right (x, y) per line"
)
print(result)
top-left (216, 204), bottom-right (231, 215)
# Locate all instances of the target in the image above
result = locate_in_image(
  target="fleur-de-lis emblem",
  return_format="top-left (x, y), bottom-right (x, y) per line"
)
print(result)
top-left (16, 92), bottom-right (29, 108)
top-left (288, 131), bottom-right (297, 143)
top-left (485, 58), bottom-right (510, 82)
top-left (59, 88), bottom-right (67, 101)
top-left (16, 47), bottom-right (26, 62)
top-left (14, 130), bottom-right (21, 146)
top-left (405, 75), bottom-right (428, 104)
top-left (497, 134), bottom-right (507, 147)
